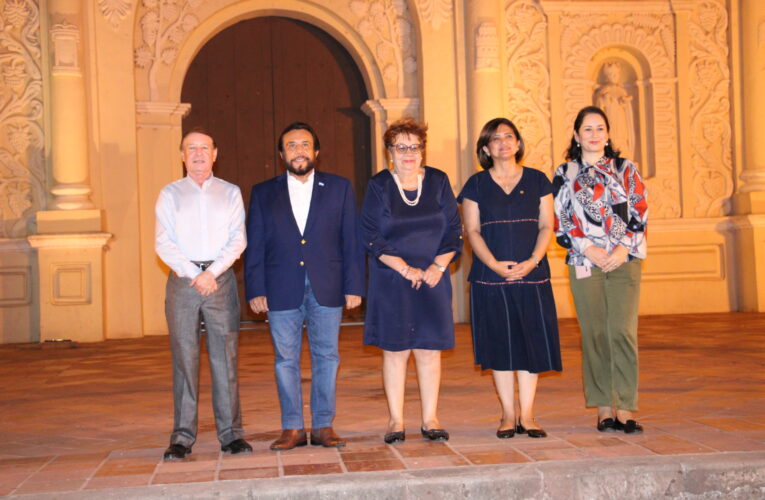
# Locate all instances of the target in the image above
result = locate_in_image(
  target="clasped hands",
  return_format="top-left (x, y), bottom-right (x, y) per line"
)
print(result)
top-left (401, 264), bottom-right (443, 289)
top-left (491, 259), bottom-right (536, 282)
top-left (584, 245), bottom-right (629, 273)
top-left (190, 270), bottom-right (218, 296)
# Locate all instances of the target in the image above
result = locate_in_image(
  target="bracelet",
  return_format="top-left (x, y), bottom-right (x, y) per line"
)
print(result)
top-left (530, 255), bottom-right (541, 266)
top-left (399, 265), bottom-right (410, 277)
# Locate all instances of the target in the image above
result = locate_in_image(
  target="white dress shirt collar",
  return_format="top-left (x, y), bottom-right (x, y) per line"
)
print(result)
top-left (287, 170), bottom-right (315, 235)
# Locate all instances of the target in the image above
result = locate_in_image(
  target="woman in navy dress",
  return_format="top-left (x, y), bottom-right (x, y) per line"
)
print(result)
top-left (459, 118), bottom-right (561, 439)
top-left (362, 117), bottom-right (462, 444)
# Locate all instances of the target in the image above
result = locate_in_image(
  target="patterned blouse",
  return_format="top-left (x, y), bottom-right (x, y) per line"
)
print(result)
top-left (552, 156), bottom-right (648, 267)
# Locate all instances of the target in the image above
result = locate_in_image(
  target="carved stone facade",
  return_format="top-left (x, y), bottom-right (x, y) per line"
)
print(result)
top-left (504, 0), bottom-right (552, 173)
top-left (0, 0), bottom-right (761, 343)
top-left (687, 0), bottom-right (733, 217)
top-left (0, 0), bottom-right (44, 239)
top-left (556, 7), bottom-right (681, 219)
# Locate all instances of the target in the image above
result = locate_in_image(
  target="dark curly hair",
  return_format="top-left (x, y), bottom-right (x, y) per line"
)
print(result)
top-left (475, 118), bottom-right (525, 169)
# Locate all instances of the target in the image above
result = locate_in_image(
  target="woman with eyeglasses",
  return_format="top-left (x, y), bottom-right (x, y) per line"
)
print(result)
top-left (458, 118), bottom-right (561, 439)
top-left (361, 116), bottom-right (462, 445)
top-left (552, 106), bottom-right (648, 434)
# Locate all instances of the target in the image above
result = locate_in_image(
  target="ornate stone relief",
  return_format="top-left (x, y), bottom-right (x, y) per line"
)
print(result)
top-left (0, 0), bottom-right (45, 238)
top-left (49, 22), bottom-right (80, 73)
top-left (99, 0), bottom-right (132, 30)
top-left (559, 12), bottom-right (681, 219)
top-left (475, 22), bottom-right (499, 71)
top-left (504, 0), bottom-right (552, 173)
top-left (349, 0), bottom-right (416, 97)
top-left (417, 0), bottom-right (452, 31)
top-left (134, 0), bottom-right (200, 101)
top-left (687, 0), bottom-right (732, 217)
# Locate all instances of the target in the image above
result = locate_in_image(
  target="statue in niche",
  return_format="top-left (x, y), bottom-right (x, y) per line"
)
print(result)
top-left (594, 62), bottom-right (636, 159)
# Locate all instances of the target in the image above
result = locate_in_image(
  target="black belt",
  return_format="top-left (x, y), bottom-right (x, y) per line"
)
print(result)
top-left (191, 260), bottom-right (214, 271)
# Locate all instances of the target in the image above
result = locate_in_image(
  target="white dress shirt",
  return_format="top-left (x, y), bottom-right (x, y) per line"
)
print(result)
top-left (287, 170), bottom-right (314, 235)
top-left (155, 175), bottom-right (246, 279)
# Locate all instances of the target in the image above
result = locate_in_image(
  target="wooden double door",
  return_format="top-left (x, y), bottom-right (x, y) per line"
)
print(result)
top-left (181, 16), bottom-right (371, 323)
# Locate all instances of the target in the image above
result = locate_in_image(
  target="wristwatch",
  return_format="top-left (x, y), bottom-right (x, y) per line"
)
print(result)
top-left (432, 262), bottom-right (447, 273)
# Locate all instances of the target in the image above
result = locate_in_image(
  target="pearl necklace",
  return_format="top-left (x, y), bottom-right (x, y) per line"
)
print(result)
top-left (392, 171), bottom-right (423, 206)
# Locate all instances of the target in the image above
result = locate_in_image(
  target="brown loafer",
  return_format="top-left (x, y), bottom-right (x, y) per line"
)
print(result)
top-left (310, 427), bottom-right (346, 448)
top-left (270, 429), bottom-right (308, 451)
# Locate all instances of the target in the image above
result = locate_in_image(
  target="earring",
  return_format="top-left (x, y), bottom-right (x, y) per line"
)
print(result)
top-left (576, 141), bottom-right (580, 147)
top-left (606, 141), bottom-right (609, 147)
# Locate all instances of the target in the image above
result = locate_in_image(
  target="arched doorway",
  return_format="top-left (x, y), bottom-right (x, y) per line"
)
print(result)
top-left (181, 16), bottom-right (371, 323)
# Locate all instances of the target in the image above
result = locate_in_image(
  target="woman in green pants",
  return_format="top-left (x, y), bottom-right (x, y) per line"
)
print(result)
top-left (552, 106), bottom-right (648, 433)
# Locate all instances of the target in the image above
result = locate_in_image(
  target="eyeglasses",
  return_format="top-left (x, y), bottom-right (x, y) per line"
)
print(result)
top-left (391, 144), bottom-right (423, 154)
top-left (285, 141), bottom-right (313, 152)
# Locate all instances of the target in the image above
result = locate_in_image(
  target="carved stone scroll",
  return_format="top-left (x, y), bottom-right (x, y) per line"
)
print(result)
top-left (0, 0), bottom-right (45, 237)
top-left (687, 0), bottom-right (733, 217)
top-left (504, 0), bottom-right (552, 173)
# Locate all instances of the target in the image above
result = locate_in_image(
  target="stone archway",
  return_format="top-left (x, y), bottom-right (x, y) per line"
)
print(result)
top-left (132, 1), bottom-right (422, 334)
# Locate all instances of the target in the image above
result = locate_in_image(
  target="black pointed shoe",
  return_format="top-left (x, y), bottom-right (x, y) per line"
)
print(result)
top-left (597, 417), bottom-right (616, 432)
top-left (163, 443), bottom-right (191, 461)
top-left (496, 427), bottom-right (515, 439)
top-left (420, 426), bottom-right (449, 441)
top-left (516, 422), bottom-right (547, 438)
top-left (614, 418), bottom-right (643, 434)
top-left (384, 430), bottom-right (406, 444)
top-left (221, 438), bottom-right (253, 454)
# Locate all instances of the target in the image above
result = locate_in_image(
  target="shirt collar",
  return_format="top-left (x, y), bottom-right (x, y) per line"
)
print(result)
top-left (286, 169), bottom-right (315, 189)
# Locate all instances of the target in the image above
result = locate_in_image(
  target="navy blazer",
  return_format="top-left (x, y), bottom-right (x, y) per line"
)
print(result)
top-left (244, 171), bottom-right (365, 311)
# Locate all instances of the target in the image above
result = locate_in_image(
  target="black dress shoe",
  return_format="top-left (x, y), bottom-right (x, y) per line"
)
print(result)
top-left (384, 430), bottom-right (405, 444)
top-left (597, 418), bottom-right (616, 432)
top-left (420, 426), bottom-right (449, 441)
top-left (163, 443), bottom-right (191, 460)
top-left (614, 418), bottom-right (643, 434)
top-left (221, 438), bottom-right (253, 454)
top-left (496, 427), bottom-right (515, 439)
top-left (516, 422), bottom-right (547, 438)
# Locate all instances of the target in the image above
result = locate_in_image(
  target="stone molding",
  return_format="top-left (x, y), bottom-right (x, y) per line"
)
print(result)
top-left (27, 233), bottom-right (112, 250)
top-left (475, 21), bottom-right (499, 72)
top-left (49, 22), bottom-right (81, 75)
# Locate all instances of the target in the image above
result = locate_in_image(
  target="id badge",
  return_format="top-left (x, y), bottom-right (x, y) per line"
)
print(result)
top-left (574, 265), bottom-right (592, 279)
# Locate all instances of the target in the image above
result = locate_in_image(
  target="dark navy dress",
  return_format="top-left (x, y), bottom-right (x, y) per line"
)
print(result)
top-left (362, 167), bottom-right (463, 351)
top-left (458, 168), bottom-right (561, 372)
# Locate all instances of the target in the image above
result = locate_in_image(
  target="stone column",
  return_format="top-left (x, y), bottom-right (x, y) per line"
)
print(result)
top-left (48, 13), bottom-right (92, 210)
top-left (466, 0), bottom-right (503, 168)
top-left (732, 0), bottom-right (765, 311)
top-left (135, 101), bottom-right (191, 335)
top-left (28, 1), bottom-right (112, 342)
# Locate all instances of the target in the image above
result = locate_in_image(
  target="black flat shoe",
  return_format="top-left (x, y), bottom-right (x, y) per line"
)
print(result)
top-left (163, 443), bottom-right (191, 461)
top-left (516, 422), bottom-right (547, 438)
top-left (496, 428), bottom-right (515, 439)
top-left (420, 426), bottom-right (449, 441)
top-left (384, 430), bottom-right (405, 444)
top-left (615, 418), bottom-right (643, 434)
top-left (221, 438), bottom-right (253, 454)
top-left (597, 418), bottom-right (616, 432)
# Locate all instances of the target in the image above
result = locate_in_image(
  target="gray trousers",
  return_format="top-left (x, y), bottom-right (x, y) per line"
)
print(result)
top-left (165, 267), bottom-right (243, 447)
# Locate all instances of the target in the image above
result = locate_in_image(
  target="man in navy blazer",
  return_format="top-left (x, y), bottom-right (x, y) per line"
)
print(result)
top-left (245, 122), bottom-right (364, 450)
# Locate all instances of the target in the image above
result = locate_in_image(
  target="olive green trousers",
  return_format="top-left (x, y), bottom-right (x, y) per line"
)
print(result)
top-left (569, 259), bottom-right (642, 411)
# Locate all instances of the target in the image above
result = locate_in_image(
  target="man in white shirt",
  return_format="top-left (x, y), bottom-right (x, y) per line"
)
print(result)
top-left (244, 122), bottom-right (364, 450)
top-left (155, 129), bottom-right (252, 460)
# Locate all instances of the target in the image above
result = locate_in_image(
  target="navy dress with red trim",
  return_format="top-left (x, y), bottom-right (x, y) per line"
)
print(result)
top-left (458, 168), bottom-right (562, 372)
